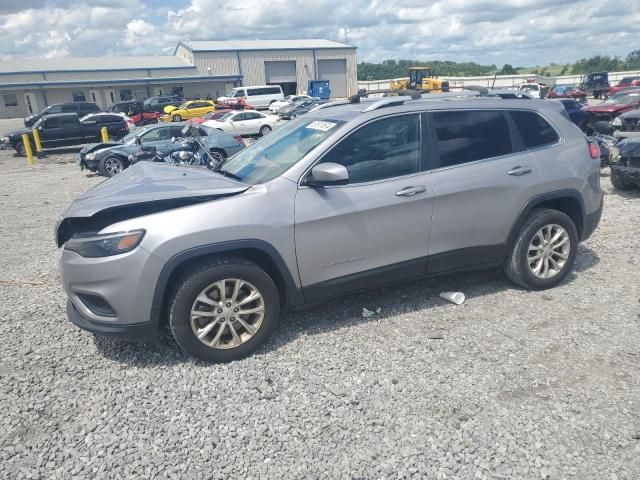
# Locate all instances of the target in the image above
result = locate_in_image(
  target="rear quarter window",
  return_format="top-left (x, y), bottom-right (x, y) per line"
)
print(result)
top-left (510, 111), bottom-right (559, 149)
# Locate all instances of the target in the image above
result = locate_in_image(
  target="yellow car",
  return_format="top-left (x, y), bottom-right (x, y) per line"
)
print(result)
top-left (161, 100), bottom-right (215, 122)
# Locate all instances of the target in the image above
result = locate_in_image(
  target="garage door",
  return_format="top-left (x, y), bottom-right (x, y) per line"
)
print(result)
top-left (318, 59), bottom-right (347, 98)
top-left (265, 61), bottom-right (297, 83)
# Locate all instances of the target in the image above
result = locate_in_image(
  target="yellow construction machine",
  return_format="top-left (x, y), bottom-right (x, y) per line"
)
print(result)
top-left (390, 66), bottom-right (449, 93)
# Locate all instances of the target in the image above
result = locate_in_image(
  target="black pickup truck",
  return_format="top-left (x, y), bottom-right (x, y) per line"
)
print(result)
top-left (5, 113), bottom-right (129, 156)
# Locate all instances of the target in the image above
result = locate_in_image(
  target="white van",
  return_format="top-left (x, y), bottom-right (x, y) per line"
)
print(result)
top-left (217, 85), bottom-right (285, 110)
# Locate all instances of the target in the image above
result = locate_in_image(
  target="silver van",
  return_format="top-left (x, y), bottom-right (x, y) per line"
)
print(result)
top-left (218, 85), bottom-right (285, 110)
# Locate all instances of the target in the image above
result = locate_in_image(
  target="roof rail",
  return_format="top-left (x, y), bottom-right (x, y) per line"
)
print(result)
top-left (361, 96), bottom-right (413, 112)
top-left (310, 99), bottom-right (351, 111)
top-left (419, 91), bottom-right (480, 99)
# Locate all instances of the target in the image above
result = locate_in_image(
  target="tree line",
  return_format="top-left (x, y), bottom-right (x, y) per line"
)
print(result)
top-left (357, 50), bottom-right (640, 80)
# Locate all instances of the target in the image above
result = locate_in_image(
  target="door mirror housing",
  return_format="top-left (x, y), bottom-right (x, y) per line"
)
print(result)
top-left (306, 162), bottom-right (349, 187)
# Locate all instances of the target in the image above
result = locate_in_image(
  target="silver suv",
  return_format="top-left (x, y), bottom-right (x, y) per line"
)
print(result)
top-left (57, 96), bottom-right (603, 362)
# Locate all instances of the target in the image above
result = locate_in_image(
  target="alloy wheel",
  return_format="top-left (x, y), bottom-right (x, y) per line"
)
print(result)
top-left (527, 224), bottom-right (571, 279)
top-left (104, 157), bottom-right (123, 175)
top-left (190, 278), bottom-right (265, 350)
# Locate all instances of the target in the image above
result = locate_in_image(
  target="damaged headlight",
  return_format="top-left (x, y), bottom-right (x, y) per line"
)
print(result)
top-left (85, 153), bottom-right (97, 161)
top-left (64, 230), bottom-right (145, 257)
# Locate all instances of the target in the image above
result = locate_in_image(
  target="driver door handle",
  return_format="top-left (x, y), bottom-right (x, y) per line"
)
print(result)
top-left (507, 165), bottom-right (533, 176)
top-left (395, 185), bottom-right (427, 197)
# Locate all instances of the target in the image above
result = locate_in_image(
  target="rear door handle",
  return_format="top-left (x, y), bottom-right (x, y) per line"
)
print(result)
top-left (395, 185), bottom-right (426, 197)
top-left (507, 166), bottom-right (533, 176)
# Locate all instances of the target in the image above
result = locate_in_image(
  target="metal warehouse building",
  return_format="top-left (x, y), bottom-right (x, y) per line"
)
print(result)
top-left (0, 39), bottom-right (357, 119)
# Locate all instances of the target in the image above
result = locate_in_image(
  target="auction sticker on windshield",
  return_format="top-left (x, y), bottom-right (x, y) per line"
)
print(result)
top-left (306, 121), bottom-right (337, 132)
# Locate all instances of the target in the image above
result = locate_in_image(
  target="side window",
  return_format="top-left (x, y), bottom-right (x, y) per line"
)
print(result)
top-left (245, 112), bottom-right (262, 120)
top-left (141, 127), bottom-right (170, 142)
top-left (320, 114), bottom-right (421, 184)
top-left (433, 110), bottom-right (512, 167)
top-left (47, 105), bottom-right (63, 114)
top-left (510, 111), bottom-right (559, 149)
top-left (233, 112), bottom-right (247, 121)
top-left (44, 118), bottom-right (60, 128)
top-left (61, 104), bottom-right (77, 112)
top-left (170, 126), bottom-right (185, 138)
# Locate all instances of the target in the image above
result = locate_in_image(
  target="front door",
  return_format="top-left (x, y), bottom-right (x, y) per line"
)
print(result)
top-left (426, 109), bottom-right (544, 273)
top-left (294, 113), bottom-right (433, 301)
top-left (24, 93), bottom-right (38, 115)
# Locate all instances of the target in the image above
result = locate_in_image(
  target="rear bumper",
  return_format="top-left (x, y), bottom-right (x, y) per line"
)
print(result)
top-left (67, 299), bottom-right (157, 341)
top-left (582, 196), bottom-right (603, 241)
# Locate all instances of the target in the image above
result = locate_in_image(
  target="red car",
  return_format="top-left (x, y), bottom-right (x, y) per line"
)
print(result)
top-left (580, 89), bottom-right (640, 133)
top-left (605, 76), bottom-right (640, 98)
top-left (215, 97), bottom-right (254, 110)
top-left (546, 85), bottom-right (587, 102)
top-left (190, 109), bottom-right (234, 124)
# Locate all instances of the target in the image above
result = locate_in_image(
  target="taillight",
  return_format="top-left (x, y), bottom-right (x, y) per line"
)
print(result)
top-left (588, 141), bottom-right (600, 159)
top-left (233, 135), bottom-right (244, 144)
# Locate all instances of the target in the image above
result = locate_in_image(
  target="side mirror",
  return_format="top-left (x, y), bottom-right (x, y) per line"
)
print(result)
top-left (306, 162), bottom-right (349, 187)
top-left (171, 136), bottom-right (176, 143)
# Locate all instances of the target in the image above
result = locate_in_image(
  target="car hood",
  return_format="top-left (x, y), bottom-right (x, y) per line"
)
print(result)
top-left (279, 105), bottom-right (297, 114)
top-left (56, 162), bottom-right (249, 246)
top-left (80, 141), bottom-right (123, 154)
top-left (582, 103), bottom-right (629, 113)
top-left (164, 105), bottom-right (178, 114)
top-left (5, 126), bottom-right (31, 138)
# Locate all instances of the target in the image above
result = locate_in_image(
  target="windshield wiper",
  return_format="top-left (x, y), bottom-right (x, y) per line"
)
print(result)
top-left (213, 168), bottom-right (243, 182)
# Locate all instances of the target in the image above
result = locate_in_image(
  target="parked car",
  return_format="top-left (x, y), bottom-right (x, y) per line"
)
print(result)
top-left (203, 110), bottom-right (280, 136)
top-left (608, 138), bottom-right (640, 190)
top-left (269, 95), bottom-right (312, 113)
top-left (77, 122), bottom-right (244, 177)
top-left (56, 96), bottom-right (603, 362)
top-left (215, 98), bottom-right (254, 110)
top-left (546, 85), bottom-right (587, 102)
top-left (109, 100), bottom-right (160, 126)
top-left (610, 108), bottom-right (640, 133)
top-left (6, 112), bottom-right (128, 155)
top-left (217, 85), bottom-right (284, 110)
top-left (277, 98), bottom-right (327, 119)
top-left (24, 102), bottom-right (99, 127)
top-left (604, 76), bottom-right (640, 98)
top-left (550, 98), bottom-right (586, 126)
top-left (578, 71), bottom-right (610, 99)
top-left (83, 112), bottom-right (136, 132)
top-left (518, 82), bottom-right (549, 99)
top-left (161, 100), bottom-right (216, 122)
top-left (581, 89), bottom-right (640, 133)
top-left (143, 95), bottom-right (183, 113)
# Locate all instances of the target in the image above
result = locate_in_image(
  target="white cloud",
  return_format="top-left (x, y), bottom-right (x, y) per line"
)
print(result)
top-left (0, 0), bottom-right (639, 66)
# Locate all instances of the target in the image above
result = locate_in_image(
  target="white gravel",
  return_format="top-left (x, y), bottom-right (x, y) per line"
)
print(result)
top-left (0, 149), bottom-right (639, 479)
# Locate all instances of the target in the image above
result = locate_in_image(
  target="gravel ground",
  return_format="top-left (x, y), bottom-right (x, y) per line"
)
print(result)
top-left (0, 148), bottom-right (639, 480)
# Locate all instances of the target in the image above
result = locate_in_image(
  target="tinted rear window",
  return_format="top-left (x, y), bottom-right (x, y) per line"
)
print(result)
top-left (510, 111), bottom-right (559, 148)
top-left (433, 110), bottom-right (512, 167)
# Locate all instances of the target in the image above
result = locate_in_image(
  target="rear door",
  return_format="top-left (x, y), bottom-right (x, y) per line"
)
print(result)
top-left (426, 109), bottom-right (544, 273)
top-left (294, 113), bottom-right (434, 300)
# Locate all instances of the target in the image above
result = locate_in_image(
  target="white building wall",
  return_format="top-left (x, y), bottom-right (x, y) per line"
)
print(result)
top-left (192, 51), bottom-right (241, 77)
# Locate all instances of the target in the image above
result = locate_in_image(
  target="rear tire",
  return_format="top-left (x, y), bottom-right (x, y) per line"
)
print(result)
top-left (168, 257), bottom-right (280, 363)
top-left (172, 114), bottom-right (182, 122)
top-left (259, 125), bottom-right (272, 136)
top-left (505, 208), bottom-right (579, 290)
top-left (610, 168), bottom-right (635, 191)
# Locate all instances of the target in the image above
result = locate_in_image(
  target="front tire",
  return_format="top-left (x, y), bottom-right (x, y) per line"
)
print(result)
top-left (169, 257), bottom-right (280, 362)
top-left (505, 208), bottom-right (579, 290)
top-left (98, 156), bottom-right (125, 177)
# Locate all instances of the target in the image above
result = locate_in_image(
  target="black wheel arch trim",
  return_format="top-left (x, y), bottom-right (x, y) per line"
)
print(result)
top-left (507, 189), bottom-right (586, 246)
top-left (149, 239), bottom-right (304, 330)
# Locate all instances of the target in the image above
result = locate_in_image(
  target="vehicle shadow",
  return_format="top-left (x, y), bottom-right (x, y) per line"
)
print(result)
top-left (93, 245), bottom-right (600, 367)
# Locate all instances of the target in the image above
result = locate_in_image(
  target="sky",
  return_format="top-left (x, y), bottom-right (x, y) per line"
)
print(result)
top-left (0, 0), bottom-right (639, 67)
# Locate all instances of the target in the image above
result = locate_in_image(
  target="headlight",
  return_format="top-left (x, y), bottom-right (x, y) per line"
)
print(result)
top-left (1, 136), bottom-right (9, 143)
top-left (178, 150), bottom-right (190, 160)
top-left (611, 117), bottom-right (622, 127)
top-left (85, 153), bottom-right (96, 161)
top-left (64, 230), bottom-right (145, 258)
